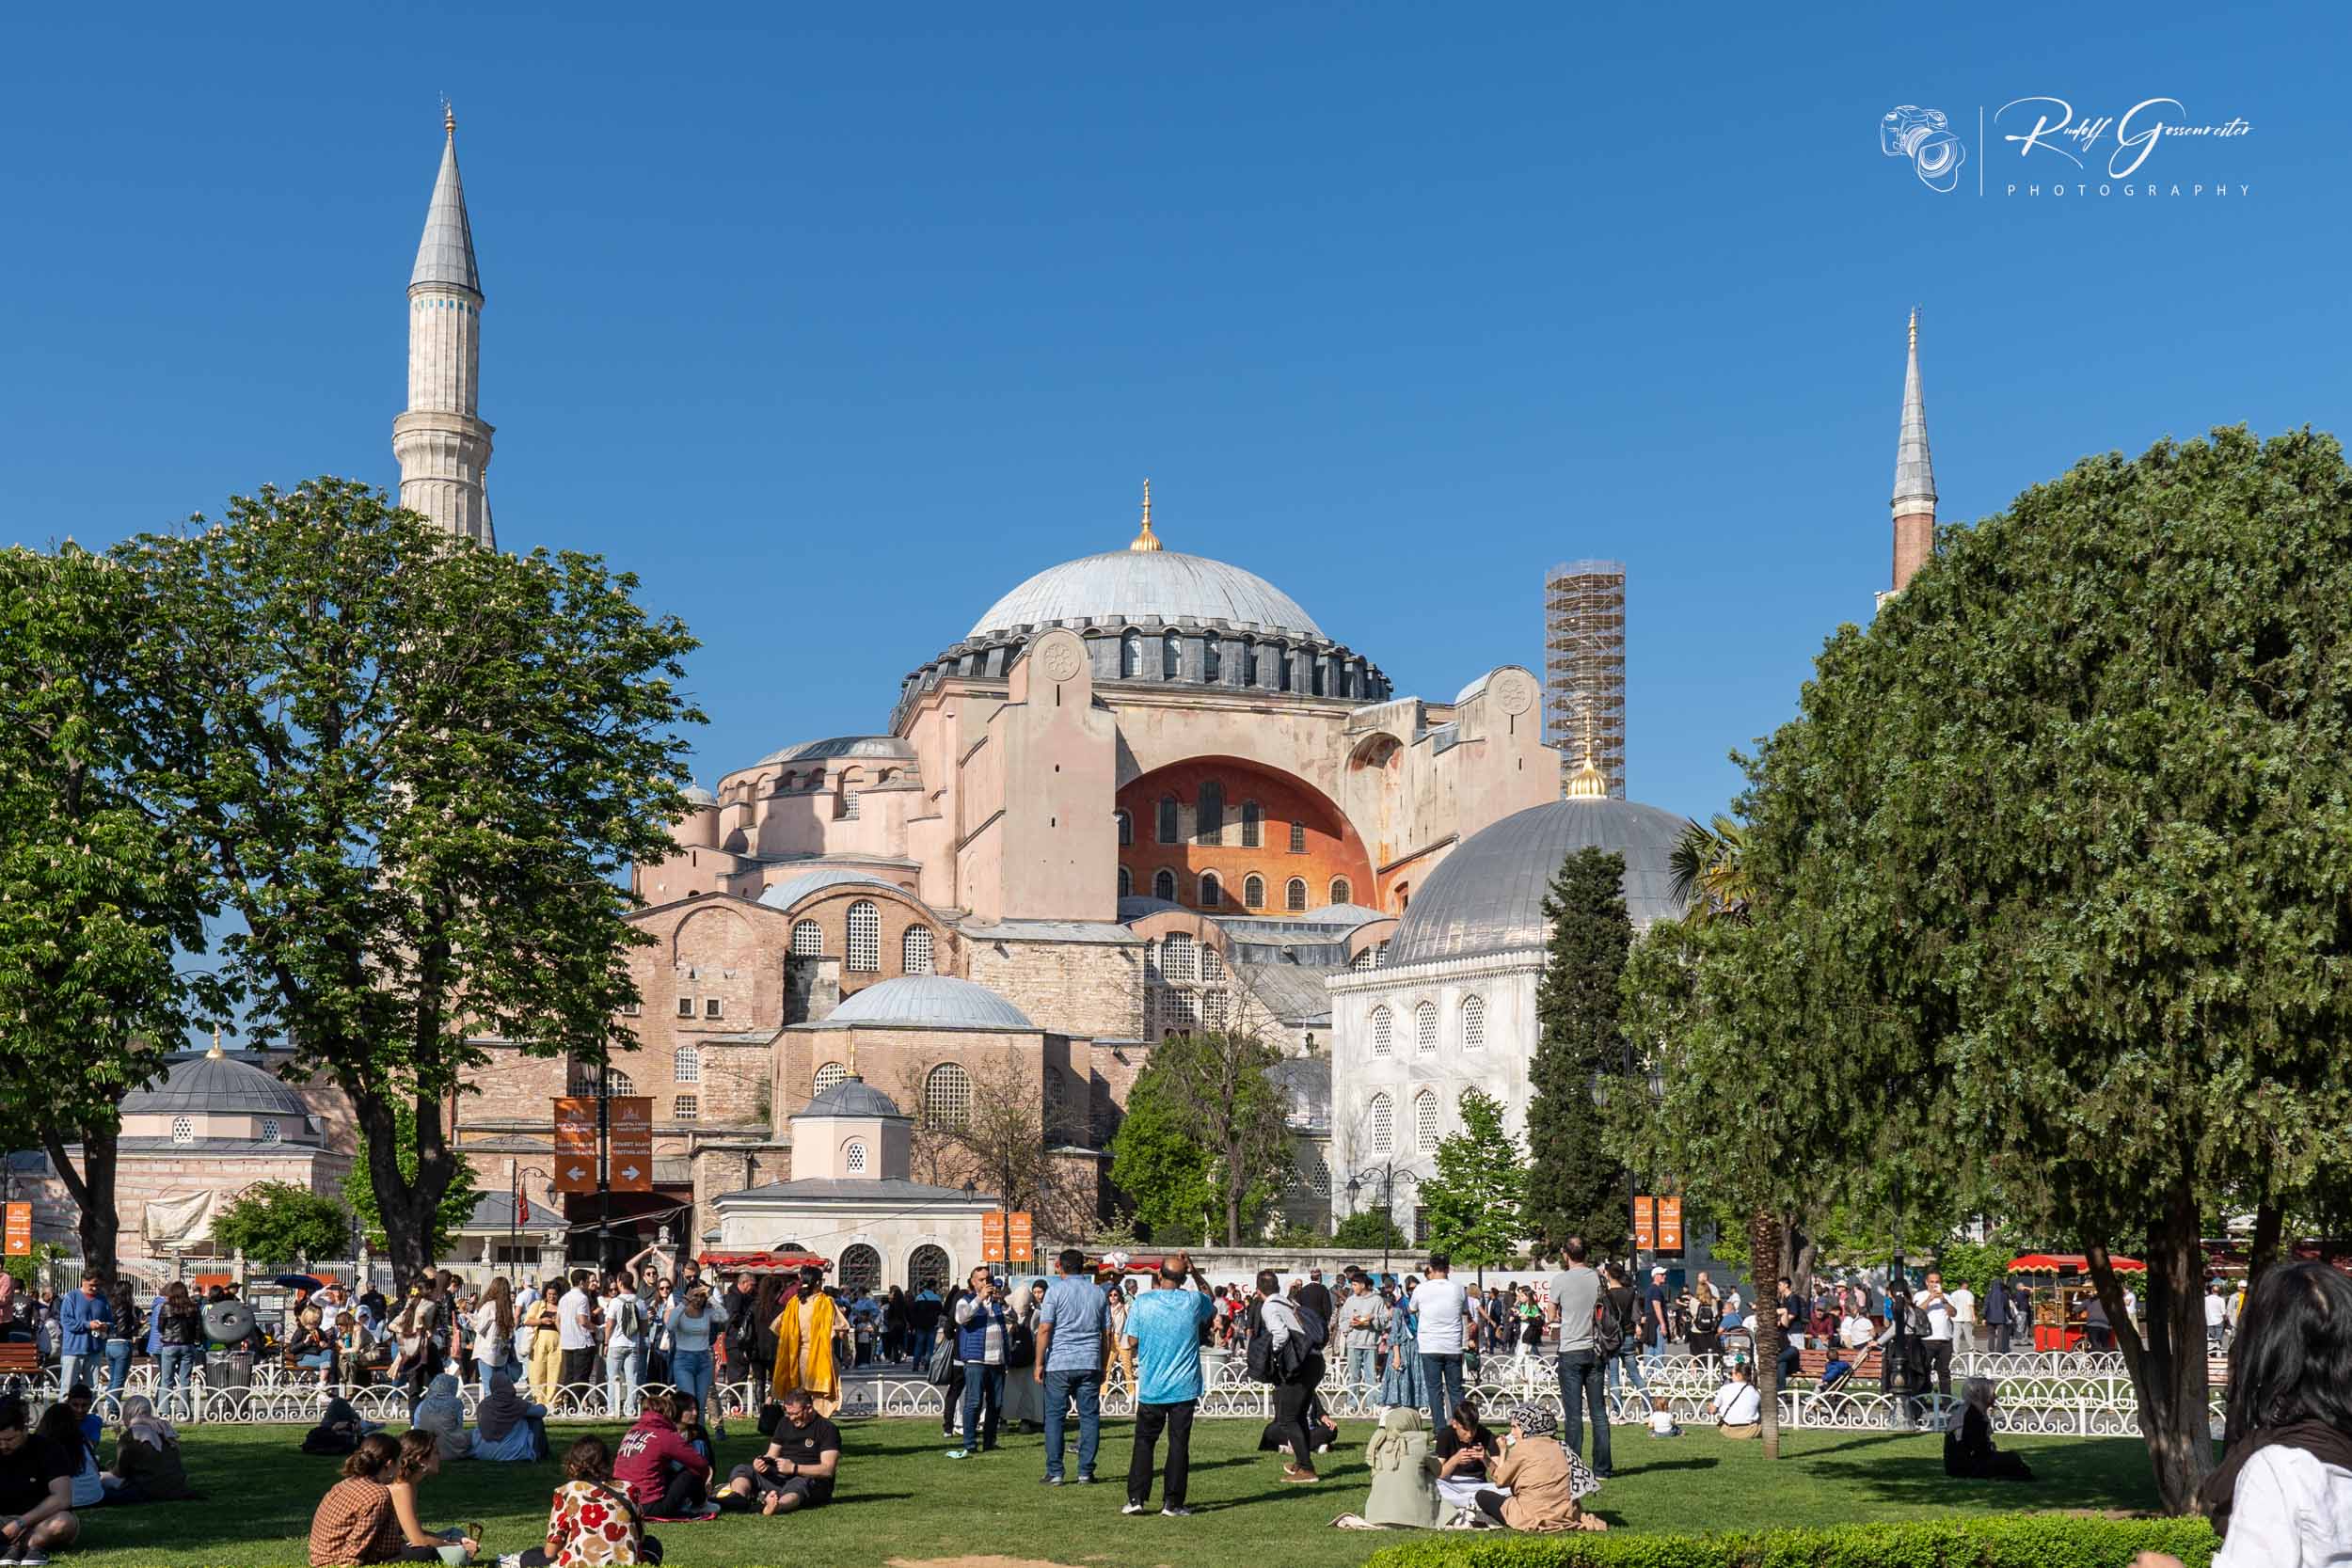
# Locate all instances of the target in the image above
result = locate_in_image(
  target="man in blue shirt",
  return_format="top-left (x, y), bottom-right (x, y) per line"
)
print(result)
top-left (1120, 1252), bottom-right (1216, 1517)
top-left (56, 1275), bottom-right (112, 1402)
top-left (1034, 1247), bottom-right (1108, 1485)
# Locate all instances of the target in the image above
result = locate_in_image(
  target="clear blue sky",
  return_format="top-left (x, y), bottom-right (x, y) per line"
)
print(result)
top-left (4, 4), bottom-right (2340, 819)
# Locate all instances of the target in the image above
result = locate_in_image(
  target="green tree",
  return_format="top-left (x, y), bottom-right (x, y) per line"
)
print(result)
top-left (1331, 1209), bottom-right (1407, 1254)
top-left (1706, 427), bottom-right (2352, 1511)
top-left (212, 1181), bottom-right (351, 1267)
top-left (343, 1102), bottom-right (483, 1259)
top-left (1525, 847), bottom-right (1634, 1258)
top-left (1110, 1029), bottom-right (1288, 1246)
top-left (0, 545), bottom-right (221, 1285)
top-left (1419, 1088), bottom-right (1526, 1271)
top-left (119, 480), bottom-right (701, 1283)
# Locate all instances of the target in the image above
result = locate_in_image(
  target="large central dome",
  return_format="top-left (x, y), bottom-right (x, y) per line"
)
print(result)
top-left (968, 548), bottom-right (1326, 641)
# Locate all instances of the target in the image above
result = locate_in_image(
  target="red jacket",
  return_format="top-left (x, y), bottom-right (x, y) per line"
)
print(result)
top-left (612, 1411), bottom-right (709, 1504)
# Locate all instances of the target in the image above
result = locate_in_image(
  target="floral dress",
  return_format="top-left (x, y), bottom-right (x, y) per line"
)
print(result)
top-left (544, 1480), bottom-right (651, 1566)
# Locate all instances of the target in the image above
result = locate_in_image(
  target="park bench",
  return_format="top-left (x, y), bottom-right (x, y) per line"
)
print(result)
top-left (0, 1342), bottom-right (41, 1390)
top-left (1798, 1345), bottom-right (1883, 1382)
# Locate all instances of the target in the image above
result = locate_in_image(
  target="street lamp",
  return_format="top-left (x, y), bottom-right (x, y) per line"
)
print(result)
top-left (1343, 1162), bottom-right (1402, 1275)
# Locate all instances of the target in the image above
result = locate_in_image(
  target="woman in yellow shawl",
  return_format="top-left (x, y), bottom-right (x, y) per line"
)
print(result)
top-left (771, 1266), bottom-right (843, 1416)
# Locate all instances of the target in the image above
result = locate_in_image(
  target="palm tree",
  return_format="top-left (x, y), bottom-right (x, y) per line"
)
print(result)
top-left (1668, 814), bottom-right (1752, 924)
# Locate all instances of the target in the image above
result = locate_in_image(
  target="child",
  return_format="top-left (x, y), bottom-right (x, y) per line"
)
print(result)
top-left (518, 1434), bottom-right (662, 1567)
top-left (1645, 1396), bottom-right (1681, 1437)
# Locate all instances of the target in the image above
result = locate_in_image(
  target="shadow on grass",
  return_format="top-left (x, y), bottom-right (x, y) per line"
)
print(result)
top-left (1803, 1442), bottom-right (2155, 1515)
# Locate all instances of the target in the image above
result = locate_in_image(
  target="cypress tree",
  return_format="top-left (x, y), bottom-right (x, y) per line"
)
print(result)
top-left (1525, 846), bottom-right (1633, 1258)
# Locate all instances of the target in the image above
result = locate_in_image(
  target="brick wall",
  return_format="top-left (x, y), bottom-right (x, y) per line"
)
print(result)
top-left (964, 936), bottom-right (1141, 1041)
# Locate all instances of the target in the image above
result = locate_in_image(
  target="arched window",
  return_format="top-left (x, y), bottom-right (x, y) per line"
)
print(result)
top-left (1369, 1092), bottom-right (1394, 1153)
top-left (1200, 942), bottom-right (1225, 982)
top-left (844, 1140), bottom-right (868, 1176)
top-left (846, 900), bottom-right (881, 972)
top-left (1396, 882), bottom-right (1411, 912)
top-left (815, 1061), bottom-right (850, 1096)
top-left (1120, 631), bottom-right (1142, 678)
top-left (1240, 800), bottom-right (1262, 847)
top-left (1243, 874), bottom-right (1265, 909)
top-left (1196, 781), bottom-right (1223, 844)
top-left (1289, 820), bottom-right (1307, 854)
top-left (776, 771), bottom-right (797, 794)
top-left (1118, 865), bottom-right (1133, 897)
top-left (1370, 1006), bottom-right (1393, 1056)
top-left (1329, 878), bottom-right (1353, 906)
top-left (1156, 796), bottom-right (1180, 844)
top-left (1162, 632), bottom-right (1182, 678)
top-left (1415, 1088), bottom-right (1440, 1151)
top-left (675, 1044), bottom-right (701, 1083)
top-left (790, 920), bottom-right (823, 956)
top-left (1200, 872), bottom-right (1222, 908)
top-left (1163, 934), bottom-right (1196, 983)
top-left (1415, 1001), bottom-right (1438, 1054)
top-left (1460, 994), bottom-right (1486, 1050)
top-left (170, 1116), bottom-right (194, 1145)
top-left (1285, 878), bottom-right (1308, 911)
top-left (908, 1243), bottom-right (950, 1292)
top-left (1114, 810), bottom-right (1132, 847)
top-left (1350, 946), bottom-right (1376, 971)
top-left (1153, 868), bottom-right (1177, 901)
top-left (902, 925), bottom-right (935, 975)
top-left (924, 1062), bottom-right (973, 1128)
top-left (604, 1069), bottom-right (635, 1098)
top-left (840, 1243), bottom-right (882, 1295)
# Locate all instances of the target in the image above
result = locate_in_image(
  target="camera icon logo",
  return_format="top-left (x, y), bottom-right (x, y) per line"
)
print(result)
top-left (1881, 105), bottom-right (1967, 192)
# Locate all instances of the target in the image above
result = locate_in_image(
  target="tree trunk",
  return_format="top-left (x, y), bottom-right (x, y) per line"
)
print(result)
top-left (2248, 1201), bottom-right (2284, 1290)
top-left (2089, 1173), bottom-right (2215, 1513)
top-left (1749, 1209), bottom-right (1784, 1460)
top-left (40, 1121), bottom-right (120, 1285)
top-left (352, 1090), bottom-right (455, 1286)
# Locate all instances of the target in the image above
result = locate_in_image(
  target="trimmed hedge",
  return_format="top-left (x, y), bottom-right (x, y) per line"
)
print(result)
top-left (1362, 1514), bottom-right (2217, 1568)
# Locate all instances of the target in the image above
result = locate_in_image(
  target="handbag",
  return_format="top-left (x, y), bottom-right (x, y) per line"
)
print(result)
top-left (927, 1336), bottom-right (957, 1386)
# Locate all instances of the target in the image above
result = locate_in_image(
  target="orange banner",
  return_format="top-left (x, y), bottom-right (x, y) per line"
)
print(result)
top-left (1658, 1196), bottom-right (1685, 1254)
top-left (608, 1097), bottom-right (654, 1193)
top-left (553, 1098), bottom-right (599, 1194)
top-left (1008, 1212), bottom-right (1035, 1262)
top-left (1633, 1196), bottom-right (1656, 1251)
top-left (3, 1201), bottom-right (29, 1256)
top-left (981, 1211), bottom-right (1007, 1263)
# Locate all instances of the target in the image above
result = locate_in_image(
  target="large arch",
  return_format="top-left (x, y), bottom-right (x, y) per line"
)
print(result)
top-left (1115, 755), bottom-right (1373, 915)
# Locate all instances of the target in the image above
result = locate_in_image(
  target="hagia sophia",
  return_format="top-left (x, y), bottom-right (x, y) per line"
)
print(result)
top-left (9, 118), bottom-right (1946, 1294)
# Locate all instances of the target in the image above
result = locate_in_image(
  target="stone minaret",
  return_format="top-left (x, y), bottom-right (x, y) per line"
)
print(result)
top-left (393, 106), bottom-right (494, 548)
top-left (1889, 307), bottom-right (1936, 594)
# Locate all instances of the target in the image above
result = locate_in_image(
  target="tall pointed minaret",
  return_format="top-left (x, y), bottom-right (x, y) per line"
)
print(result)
top-left (1889, 307), bottom-right (1935, 594)
top-left (393, 105), bottom-right (494, 548)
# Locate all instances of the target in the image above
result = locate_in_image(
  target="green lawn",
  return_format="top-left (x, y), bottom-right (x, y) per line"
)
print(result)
top-left (66, 1418), bottom-right (2165, 1566)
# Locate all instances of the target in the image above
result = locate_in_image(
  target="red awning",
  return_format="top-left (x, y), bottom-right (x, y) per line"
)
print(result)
top-left (2007, 1253), bottom-right (2145, 1273)
top-left (698, 1249), bottom-right (832, 1275)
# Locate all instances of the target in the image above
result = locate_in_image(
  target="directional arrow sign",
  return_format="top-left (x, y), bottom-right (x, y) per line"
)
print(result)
top-left (620, 1165), bottom-right (642, 1183)
top-left (608, 1098), bottom-right (654, 1193)
top-left (553, 1097), bottom-right (599, 1194)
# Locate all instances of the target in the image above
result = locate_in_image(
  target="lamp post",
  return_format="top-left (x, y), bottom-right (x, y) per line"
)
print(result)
top-left (1343, 1162), bottom-right (1401, 1275)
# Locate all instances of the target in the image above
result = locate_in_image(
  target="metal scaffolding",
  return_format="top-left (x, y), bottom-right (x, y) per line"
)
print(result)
top-left (1542, 560), bottom-right (1627, 799)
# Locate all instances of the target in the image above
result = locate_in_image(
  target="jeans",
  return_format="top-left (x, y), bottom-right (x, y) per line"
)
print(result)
top-left (1605, 1341), bottom-right (1647, 1394)
top-left (58, 1351), bottom-right (93, 1398)
top-left (1041, 1367), bottom-right (1102, 1480)
top-left (961, 1363), bottom-right (1005, 1452)
top-left (103, 1339), bottom-right (134, 1409)
top-left (1422, 1352), bottom-right (1466, 1435)
top-left (908, 1326), bottom-right (935, 1370)
top-left (1554, 1348), bottom-right (1613, 1476)
top-left (606, 1345), bottom-right (640, 1418)
top-left (1345, 1345), bottom-right (1378, 1390)
top-left (158, 1345), bottom-right (199, 1420)
top-left (669, 1347), bottom-right (713, 1414)
top-left (1127, 1400), bottom-right (1196, 1509)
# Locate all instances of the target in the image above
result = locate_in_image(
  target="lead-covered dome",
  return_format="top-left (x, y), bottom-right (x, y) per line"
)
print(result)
top-left (1386, 797), bottom-right (1693, 967)
top-left (968, 549), bottom-right (1326, 641)
top-left (825, 975), bottom-right (1037, 1031)
top-left (123, 1050), bottom-right (310, 1117)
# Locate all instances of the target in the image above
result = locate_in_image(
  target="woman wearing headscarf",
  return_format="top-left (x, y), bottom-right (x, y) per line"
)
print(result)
top-left (1478, 1402), bottom-right (1605, 1532)
top-left (469, 1368), bottom-right (548, 1463)
top-left (1361, 1405), bottom-right (1442, 1528)
top-left (102, 1395), bottom-right (194, 1503)
top-left (302, 1393), bottom-right (373, 1455)
top-left (770, 1266), bottom-right (843, 1417)
top-left (409, 1371), bottom-right (473, 1464)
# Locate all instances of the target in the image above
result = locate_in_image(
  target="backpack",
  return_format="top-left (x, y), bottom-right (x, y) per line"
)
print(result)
top-left (1594, 1291), bottom-right (1627, 1357)
top-left (613, 1294), bottom-right (642, 1339)
top-left (1247, 1307), bottom-right (1318, 1385)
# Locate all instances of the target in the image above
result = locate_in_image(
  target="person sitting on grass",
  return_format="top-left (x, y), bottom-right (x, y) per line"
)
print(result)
top-left (514, 1435), bottom-right (661, 1567)
top-left (672, 1397), bottom-right (714, 1473)
top-left (1943, 1379), bottom-right (2033, 1481)
top-left (409, 1373), bottom-right (472, 1465)
top-left (1361, 1406), bottom-right (1441, 1528)
top-left (99, 1396), bottom-right (193, 1506)
top-left (386, 1428), bottom-right (481, 1563)
top-left (1476, 1403), bottom-right (1603, 1533)
top-left (717, 1386), bottom-right (840, 1516)
top-left (1645, 1396), bottom-right (1681, 1437)
top-left (469, 1370), bottom-right (548, 1464)
top-left (0, 1392), bottom-right (79, 1563)
top-left (1435, 1401), bottom-right (1498, 1484)
top-left (34, 1403), bottom-right (102, 1512)
top-left (1709, 1362), bottom-right (1762, 1439)
top-left (308, 1432), bottom-right (405, 1566)
top-left (61, 1388), bottom-right (101, 1456)
top-left (612, 1391), bottom-right (711, 1521)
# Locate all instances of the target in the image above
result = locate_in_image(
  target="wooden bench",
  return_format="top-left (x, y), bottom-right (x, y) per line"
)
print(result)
top-left (0, 1343), bottom-right (40, 1390)
top-left (1798, 1345), bottom-right (1883, 1382)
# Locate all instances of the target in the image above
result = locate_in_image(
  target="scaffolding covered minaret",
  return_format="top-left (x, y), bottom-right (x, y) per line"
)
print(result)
top-left (1542, 560), bottom-right (1627, 800)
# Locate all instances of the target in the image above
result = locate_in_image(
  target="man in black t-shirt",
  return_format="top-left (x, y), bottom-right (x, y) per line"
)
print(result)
top-left (719, 1386), bottom-right (842, 1514)
top-left (0, 1393), bottom-right (79, 1560)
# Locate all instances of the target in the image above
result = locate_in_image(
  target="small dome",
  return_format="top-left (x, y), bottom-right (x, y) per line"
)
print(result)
top-left (1386, 797), bottom-right (1692, 967)
top-left (825, 975), bottom-right (1036, 1031)
top-left (753, 736), bottom-right (915, 768)
top-left (790, 1076), bottom-right (908, 1120)
top-left (757, 869), bottom-right (899, 911)
top-left (969, 549), bottom-right (1326, 641)
top-left (123, 1050), bottom-right (309, 1118)
top-left (681, 784), bottom-right (718, 807)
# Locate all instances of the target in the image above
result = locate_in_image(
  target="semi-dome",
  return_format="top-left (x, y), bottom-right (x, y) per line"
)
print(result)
top-left (757, 869), bottom-right (900, 910)
top-left (1386, 797), bottom-right (1693, 967)
top-left (754, 736), bottom-right (915, 768)
top-left (824, 974), bottom-right (1037, 1031)
top-left (123, 1049), bottom-right (310, 1118)
top-left (969, 549), bottom-right (1326, 641)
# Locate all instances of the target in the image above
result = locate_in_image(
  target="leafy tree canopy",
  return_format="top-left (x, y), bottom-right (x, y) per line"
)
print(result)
top-left (1419, 1087), bottom-right (1528, 1271)
top-left (212, 1181), bottom-right (351, 1267)
top-left (343, 1103), bottom-right (482, 1260)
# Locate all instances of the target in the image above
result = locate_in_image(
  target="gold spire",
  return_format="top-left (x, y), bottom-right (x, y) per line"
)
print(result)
top-left (1129, 478), bottom-right (1163, 552)
top-left (206, 1027), bottom-right (225, 1059)
top-left (443, 98), bottom-right (456, 138)
top-left (1565, 706), bottom-right (1608, 799)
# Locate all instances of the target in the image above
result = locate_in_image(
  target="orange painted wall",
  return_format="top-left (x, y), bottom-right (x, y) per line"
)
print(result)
top-left (1117, 758), bottom-right (1373, 912)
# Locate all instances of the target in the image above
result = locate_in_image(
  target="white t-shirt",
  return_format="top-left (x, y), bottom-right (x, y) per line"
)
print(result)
top-left (1647, 1407), bottom-right (1677, 1435)
top-left (606, 1291), bottom-right (641, 1350)
top-left (1711, 1381), bottom-right (1761, 1425)
top-left (1409, 1277), bottom-right (1472, 1354)
top-left (1948, 1286), bottom-right (1976, 1325)
top-left (558, 1288), bottom-right (594, 1351)
top-left (2205, 1293), bottom-right (2229, 1328)
top-left (2212, 1445), bottom-right (2352, 1568)
top-left (469, 1301), bottom-right (510, 1364)
top-left (1920, 1297), bottom-right (1954, 1342)
top-left (1839, 1314), bottom-right (1875, 1349)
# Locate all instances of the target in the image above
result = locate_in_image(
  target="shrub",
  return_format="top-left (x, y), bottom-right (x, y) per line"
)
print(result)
top-left (1363, 1514), bottom-right (2217, 1568)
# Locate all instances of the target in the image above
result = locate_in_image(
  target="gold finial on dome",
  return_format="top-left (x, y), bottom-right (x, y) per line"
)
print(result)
top-left (443, 98), bottom-right (456, 138)
top-left (1565, 706), bottom-right (1608, 799)
top-left (1130, 479), bottom-right (1163, 552)
top-left (206, 1026), bottom-right (225, 1059)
